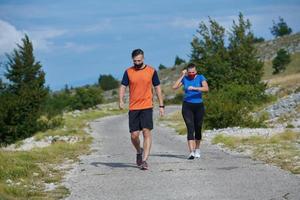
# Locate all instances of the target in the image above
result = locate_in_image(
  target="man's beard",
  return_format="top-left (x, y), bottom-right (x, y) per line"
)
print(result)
top-left (134, 63), bottom-right (144, 69)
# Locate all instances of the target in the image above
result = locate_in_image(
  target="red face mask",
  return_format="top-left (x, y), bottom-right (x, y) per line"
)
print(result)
top-left (188, 73), bottom-right (196, 79)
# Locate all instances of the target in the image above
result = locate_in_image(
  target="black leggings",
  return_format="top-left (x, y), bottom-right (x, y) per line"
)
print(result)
top-left (182, 101), bottom-right (205, 141)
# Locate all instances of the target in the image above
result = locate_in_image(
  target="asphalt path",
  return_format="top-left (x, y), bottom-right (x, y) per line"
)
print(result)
top-left (64, 105), bottom-right (300, 200)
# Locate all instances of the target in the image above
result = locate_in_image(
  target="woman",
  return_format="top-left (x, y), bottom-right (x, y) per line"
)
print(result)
top-left (172, 63), bottom-right (209, 159)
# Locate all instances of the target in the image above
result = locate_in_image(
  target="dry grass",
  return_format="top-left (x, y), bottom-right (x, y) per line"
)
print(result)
top-left (263, 52), bottom-right (300, 80)
top-left (0, 105), bottom-right (126, 200)
top-left (212, 131), bottom-right (300, 174)
top-left (159, 110), bottom-right (186, 135)
top-left (265, 73), bottom-right (300, 88)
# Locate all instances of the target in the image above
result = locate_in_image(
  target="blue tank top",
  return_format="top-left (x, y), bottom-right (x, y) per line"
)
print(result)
top-left (181, 74), bottom-right (207, 103)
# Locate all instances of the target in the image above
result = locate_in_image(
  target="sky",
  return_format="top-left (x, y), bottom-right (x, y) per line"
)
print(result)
top-left (0, 0), bottom-right (300, 91)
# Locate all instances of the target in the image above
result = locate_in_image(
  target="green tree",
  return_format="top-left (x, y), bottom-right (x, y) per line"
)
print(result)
top-left (64, 84), bottom-right (71, 94)
top-left (0, 34), bottom-right (48, 143)
top-left (272, 49), bottom-right (291, 74)
top-left (174, 56), bottom-right (185, 65)
top-left (253, 37), bottom-right (265, 43)
top-left (98, 74), bottom-right (119, 91)
top-left (228, 13), bottom-right (264, 87)
top-left (158, 64), bottom-right (167, 70)
top-left (189, 13), bottom-right (267, 129)
top-left (190, 17), bottom-right (231, 90)
top-left (270, 17), bottom-right (292, 37)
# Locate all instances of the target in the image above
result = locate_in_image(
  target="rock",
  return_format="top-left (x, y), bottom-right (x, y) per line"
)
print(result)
top-left (44, 183), bottom-right (57, 191)
top-left (265, 87), bottom-right (281, 95)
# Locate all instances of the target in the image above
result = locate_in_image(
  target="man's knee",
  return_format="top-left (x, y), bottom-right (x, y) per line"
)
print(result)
top-left (131, 131), bottom-right (140, 140)
top-left (142, 128), bottom-right (151, 137)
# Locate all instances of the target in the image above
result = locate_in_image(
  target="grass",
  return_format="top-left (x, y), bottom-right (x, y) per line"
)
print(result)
top-left (212, 131), bottom-right (300, 174)
top-left (159, 110), bottom-right (186, 135)
top-left (263, 52), bottom-right (300, 80)
top-left (262, 52), bottom-right (300, 96)
top-left (0, 104), bottom-right (126, 200)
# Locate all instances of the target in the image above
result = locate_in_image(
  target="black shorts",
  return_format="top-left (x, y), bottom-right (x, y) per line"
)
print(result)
top-left (128, 108), bottom-right (153, 133)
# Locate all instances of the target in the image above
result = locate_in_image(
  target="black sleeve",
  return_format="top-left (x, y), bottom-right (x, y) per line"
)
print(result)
top-left (152, 70), bottom-right (160, 86)
top-left (121, 71), bottom-right (129, 86)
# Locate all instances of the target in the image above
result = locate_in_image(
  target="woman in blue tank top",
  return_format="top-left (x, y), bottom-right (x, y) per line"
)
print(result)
top-left (172, 63), bottom-right (209, 159)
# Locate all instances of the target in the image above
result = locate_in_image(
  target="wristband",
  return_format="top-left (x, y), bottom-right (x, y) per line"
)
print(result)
top-left (159, 105), bottom-right (165, 108)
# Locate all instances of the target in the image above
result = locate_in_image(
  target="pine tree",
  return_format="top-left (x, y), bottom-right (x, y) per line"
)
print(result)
top-left (174, 56), bottom-right (185, 65)
top-left (228, 13), bottom-right (264, 87)
top-left (272, 49), bottom-right (291, 74)
top-left (2, 34), bottom-right (48, 143)
top-left (158, 64), bottom-right (167, 70)
top-left (270, 17), bottom-right (292, 38)
top-left (190, 17), bottom-right (230, 90)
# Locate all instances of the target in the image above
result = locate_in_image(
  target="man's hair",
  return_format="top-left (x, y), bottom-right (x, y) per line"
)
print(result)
top-left (132, 49), bottom-right (144, 58)
top-left (187, 63), bottom-right (196, 69)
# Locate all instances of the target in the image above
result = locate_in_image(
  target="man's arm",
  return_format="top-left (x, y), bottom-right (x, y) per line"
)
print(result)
top-left (154, 85), bottom-right (164, 107)
top-left (119, 70), bottom-right (129, 110)
top-left (119, 85), bottom-right (126, 109)
top-left (154, 85), bottom-right (164, 116)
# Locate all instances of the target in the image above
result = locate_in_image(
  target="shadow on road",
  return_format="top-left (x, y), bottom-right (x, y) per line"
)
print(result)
top-left (90, 162), bottom-right (138, 168)
top-left (151, 153), bottom-right (186, 159)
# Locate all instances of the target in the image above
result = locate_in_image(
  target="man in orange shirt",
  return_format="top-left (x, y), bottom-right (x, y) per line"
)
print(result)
top-left (119, 49), bottom-right (164, 170)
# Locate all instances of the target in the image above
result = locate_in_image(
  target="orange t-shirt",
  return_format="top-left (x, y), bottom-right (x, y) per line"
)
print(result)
top-left (121, 65), bottom-right (160, 110)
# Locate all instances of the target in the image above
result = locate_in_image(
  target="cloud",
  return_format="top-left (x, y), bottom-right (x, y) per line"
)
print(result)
top-left (0, 19), bottom-right (67, 55)
top-left (169, 17), bottom-right (200, 29)
top-left (29, 28), bottom-right (67, 51)
top-left (82, 19), bottom-right (112, 33)
top-left (0, 19), bottom-right (24, 55)
top-left (63, 42), bottom-right (97, 53)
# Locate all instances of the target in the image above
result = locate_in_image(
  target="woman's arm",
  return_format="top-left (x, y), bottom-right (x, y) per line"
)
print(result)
top-left (172, 70), bottom-right (186, 90)
top-left (188, 80), bottom-right (209, 92)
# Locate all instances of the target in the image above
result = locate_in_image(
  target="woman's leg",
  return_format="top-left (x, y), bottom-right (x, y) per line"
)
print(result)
top-left (194, 103), bottom-right (205, 149)
top-left (182, 102), bottom-right (195, 153)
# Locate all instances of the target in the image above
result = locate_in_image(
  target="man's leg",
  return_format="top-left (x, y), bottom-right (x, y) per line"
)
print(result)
top-left (131, 131), bottom-right (142, 153)
top-left (142, 128), bottom-right (152, 161)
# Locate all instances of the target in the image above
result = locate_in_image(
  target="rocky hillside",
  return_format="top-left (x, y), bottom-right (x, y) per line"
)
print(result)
top-left (256, 33), bottom-right (300, 61)
top-left (157, 33), bottom-right (300, 99)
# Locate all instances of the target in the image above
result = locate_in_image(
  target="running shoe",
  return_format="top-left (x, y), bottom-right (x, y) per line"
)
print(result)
top-left (188, 151), bottom-right (195, 160)
top-left (195, 149), bottom-right (201, 158)
top-left (140, 161), bottom-right (148, 170)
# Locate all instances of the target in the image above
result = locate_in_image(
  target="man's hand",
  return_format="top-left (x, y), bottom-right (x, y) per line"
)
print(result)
top-left (159, 107), bottom-right (165, 117)
top-left (182, 69), bottom-right (187, 76)
top-left (119, 101), bottom-right (125, 110)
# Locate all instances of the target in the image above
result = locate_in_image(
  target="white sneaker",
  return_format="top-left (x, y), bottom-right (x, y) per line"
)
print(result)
top-left (188, 151), bottom-right (195, 160)
top-left (195, 149), bottom-right (201, 158)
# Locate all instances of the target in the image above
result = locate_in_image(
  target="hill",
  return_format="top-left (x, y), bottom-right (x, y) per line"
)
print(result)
top-left (158, 33), bottom-right (300, 99)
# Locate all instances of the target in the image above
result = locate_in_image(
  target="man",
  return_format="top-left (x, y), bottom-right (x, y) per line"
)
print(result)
top-left (119, 49), bottom-right (164, 170)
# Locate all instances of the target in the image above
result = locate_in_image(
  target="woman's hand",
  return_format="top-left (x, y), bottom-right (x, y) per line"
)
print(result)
top-left (188, 86), bottom-right (196, 90)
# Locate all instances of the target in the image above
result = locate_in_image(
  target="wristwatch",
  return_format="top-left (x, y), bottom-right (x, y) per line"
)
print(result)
top-left (159, 105), bottom-right (165, 108)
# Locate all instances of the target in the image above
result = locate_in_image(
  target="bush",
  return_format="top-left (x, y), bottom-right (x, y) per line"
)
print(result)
top-left (98, 74), bottom-right (119, 91)
top-left (204, 84), bottom-right (267, 129)
top-left (37, 115), bottom-right (64, 131)
top-left (42, 92), bottom-right (74, 117)
top-left (71, 86), bottom-right (103, 110)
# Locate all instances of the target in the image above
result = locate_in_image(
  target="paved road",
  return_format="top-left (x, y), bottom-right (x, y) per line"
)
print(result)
top-left (64, 106), bottom-right (300, 200)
